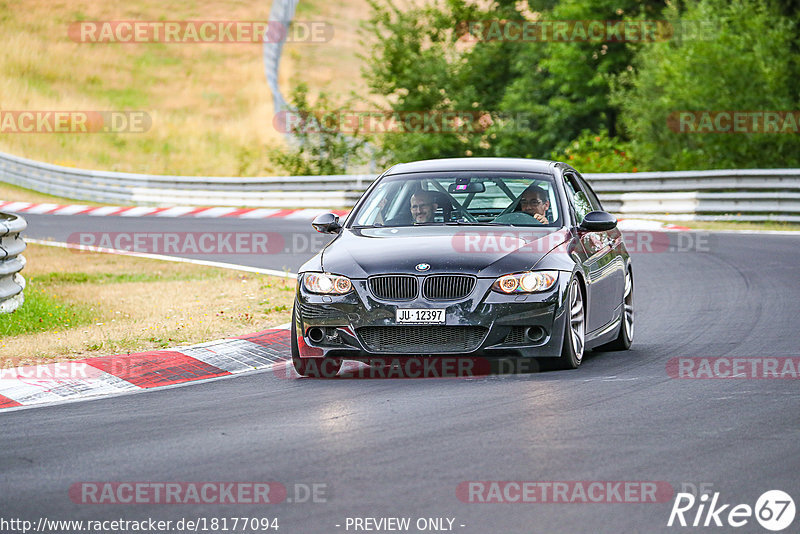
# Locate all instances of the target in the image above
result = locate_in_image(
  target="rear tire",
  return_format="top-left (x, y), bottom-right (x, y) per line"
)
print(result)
top-left (554, 278), bottom-right (585, 370)
top-left (290, 307), bottom-right (342, 378)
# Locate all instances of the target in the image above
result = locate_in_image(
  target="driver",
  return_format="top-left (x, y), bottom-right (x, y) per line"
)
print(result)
top-left (519, 184), bottom-right (550, 224)
top-left (409, 190), bottom-right (439, 223)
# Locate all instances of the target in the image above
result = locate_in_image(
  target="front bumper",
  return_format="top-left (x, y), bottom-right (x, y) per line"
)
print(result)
top-left (294, 274), bottom-right (570, 359)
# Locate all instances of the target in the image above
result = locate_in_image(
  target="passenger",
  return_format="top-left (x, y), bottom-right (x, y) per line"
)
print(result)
top-left (519, 185), bottom-right (550, 224)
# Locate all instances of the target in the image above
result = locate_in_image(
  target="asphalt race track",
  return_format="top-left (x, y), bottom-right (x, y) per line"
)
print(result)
top-left (2, 215), bottom-right (800, 533)
top-left (20, 213), bottom-right (335, 273)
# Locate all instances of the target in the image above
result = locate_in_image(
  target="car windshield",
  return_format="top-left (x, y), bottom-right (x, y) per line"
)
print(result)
top-left (351, 172), bottom-right (561, 227)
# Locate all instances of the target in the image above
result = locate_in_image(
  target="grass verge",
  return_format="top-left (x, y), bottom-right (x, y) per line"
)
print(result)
top-left (0, 285), bottom-right (93, 337)
top-left (0, 243), bottom-right (295, 365)
top-left (0, 0), bottom-right (289, 177)
top-left (0, 0), bottom-right (376, 182)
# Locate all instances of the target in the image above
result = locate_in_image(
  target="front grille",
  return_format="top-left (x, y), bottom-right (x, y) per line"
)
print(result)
top-left (422, 275), bottom-right (476, 300)
top-left (369, 275), bottom-right (418, 300)
top-left (298, 302), bottom-right (346, 321)
top-left (357, 326), bottom-right (487, 353)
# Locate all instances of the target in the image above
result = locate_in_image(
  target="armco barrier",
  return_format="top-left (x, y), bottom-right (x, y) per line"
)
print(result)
top-left (1, 149), bottom-right (798, 220)
top-left (588, 169), bottom-right (800, 222)
top-left (0, 151), bottom-right (372, 208)
top-left (0, 212), bottom-right (26, 314)
top-left (263, 0), bottom-right (299, 123)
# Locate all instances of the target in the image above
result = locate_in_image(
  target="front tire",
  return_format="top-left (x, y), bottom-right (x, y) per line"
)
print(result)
top-left (554, 278), bottom-right (585, 370)
top-left (292, 356), bottom-right (342, 378)
top-left (291, 307), bottom-right (342, 378)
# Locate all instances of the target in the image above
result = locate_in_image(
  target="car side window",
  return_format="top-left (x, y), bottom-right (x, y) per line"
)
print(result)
top-left (575, 174), bottom-right (603, 212)
top-left (564, 173), bottom-right (592, 225)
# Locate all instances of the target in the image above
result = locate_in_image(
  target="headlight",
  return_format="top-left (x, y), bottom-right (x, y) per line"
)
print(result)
top-left (492, 271), bottom-right (558, 294)
top-left (303, 273), bottom-right (353, 294)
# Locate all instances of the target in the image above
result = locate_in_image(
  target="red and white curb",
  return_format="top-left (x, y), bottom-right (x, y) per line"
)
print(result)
top-left (0, 200), bottom-right (349, 220)
top-left (0, 200), bottom-right (694, 231)
top-left (0, 328), bottom-right (292, 411)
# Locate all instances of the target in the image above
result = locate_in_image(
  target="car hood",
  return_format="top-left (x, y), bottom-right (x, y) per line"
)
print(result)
top-left (319, 226), bottom-right (571, 278)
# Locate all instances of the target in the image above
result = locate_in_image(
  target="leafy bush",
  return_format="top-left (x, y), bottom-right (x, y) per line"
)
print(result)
top-left (268, 84), bottom-right (369, 175)
top-left (551, 130), bottom-right (640, 172)
top-left (613, 0), bottom-right (800, 169)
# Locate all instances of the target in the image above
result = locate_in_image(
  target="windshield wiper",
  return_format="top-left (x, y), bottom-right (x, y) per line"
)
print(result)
top-left (444, 221), bottom-right (517, 226)
top-left (354, 221), bottom-right (529, 228)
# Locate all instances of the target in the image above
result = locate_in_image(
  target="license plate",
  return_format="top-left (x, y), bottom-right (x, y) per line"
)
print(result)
top-left (396, 308), bottom-right (445, 324)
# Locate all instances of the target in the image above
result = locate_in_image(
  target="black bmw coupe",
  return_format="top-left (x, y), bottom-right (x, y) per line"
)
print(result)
top-left (292, 158), bottom-right (633, 377)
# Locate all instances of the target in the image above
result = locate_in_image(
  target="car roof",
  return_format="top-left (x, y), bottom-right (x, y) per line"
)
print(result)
top-left (384, 157), bottom-right (558, 176)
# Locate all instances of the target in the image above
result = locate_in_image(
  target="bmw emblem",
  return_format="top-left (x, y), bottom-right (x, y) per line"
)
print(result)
top-left (416, 263), bottom-right (431, 272)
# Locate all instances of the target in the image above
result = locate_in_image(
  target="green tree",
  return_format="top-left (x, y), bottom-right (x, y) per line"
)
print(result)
top-left (268, 84), bottom-right (369, 175)
top-left (361, 0), bottom-right (527, 161)
top-left (494, 0), bottom-right (667, 159)
top-left (614, 0), bottom-right (800, 169)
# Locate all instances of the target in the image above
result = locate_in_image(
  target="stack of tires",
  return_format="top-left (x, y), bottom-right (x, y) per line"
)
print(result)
top-left (0, 212), bottom-right (26, 314)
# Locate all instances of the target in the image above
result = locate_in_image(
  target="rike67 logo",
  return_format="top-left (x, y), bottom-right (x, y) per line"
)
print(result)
top-left (668, 490), bottom-right (795, 531)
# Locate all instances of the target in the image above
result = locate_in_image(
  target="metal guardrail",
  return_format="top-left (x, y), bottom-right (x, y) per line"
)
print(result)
top-left (261, 0), bottom-right (376, 172)
top-left (263, 0), bottom-right (299, 124)
top-left (0, 212), bottom-right (26, 314)
top-left (1, 149), bottom-right (799, 220)
top-left (0, 150), bottom-right (372, 208)
top-left (588, 169), bottom-right (800, 222)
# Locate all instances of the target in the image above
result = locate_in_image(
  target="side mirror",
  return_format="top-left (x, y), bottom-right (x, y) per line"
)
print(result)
top-left (579, 210), bottom-right (617, 232)
top-left (311, 213), bottom-right (342, 234)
